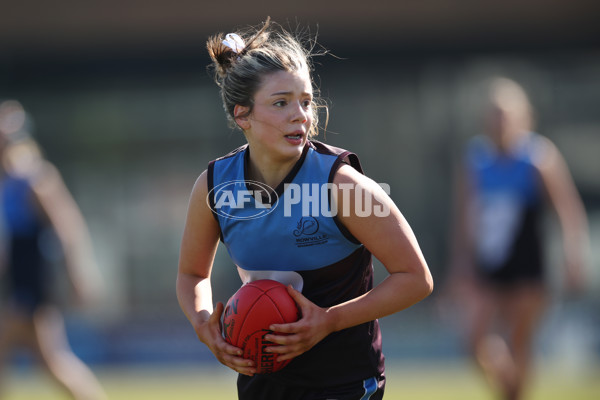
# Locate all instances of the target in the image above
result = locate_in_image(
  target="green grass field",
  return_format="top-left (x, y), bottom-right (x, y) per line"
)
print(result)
top-left (3, 360), bottom-right (599, 399)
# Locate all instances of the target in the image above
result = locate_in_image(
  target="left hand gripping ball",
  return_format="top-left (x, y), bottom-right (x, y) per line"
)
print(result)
top-left (222, 279), bottom-right (300, 374)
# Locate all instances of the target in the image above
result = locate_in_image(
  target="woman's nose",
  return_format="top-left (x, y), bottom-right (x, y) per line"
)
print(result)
top-left (290, 101), bottom-right (308, 123)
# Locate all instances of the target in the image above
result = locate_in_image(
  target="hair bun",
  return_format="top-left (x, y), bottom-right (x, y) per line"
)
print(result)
top-left (206, 18), bottom-right (273, 82)
top-left (207, 34), bottom-right (240, 80)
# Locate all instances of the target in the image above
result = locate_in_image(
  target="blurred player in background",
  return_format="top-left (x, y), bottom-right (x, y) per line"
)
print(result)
top-left (445, 77), bottom-right (589, 400)
top-left (177, 18), bottom-right (433, 399)
top-left (0, 100), bottom-right (107, 400)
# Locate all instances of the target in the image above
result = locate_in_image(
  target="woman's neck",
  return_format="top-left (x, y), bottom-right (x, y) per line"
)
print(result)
top-left (246, 146), bottom-right (301, 189)
top-left (491, 127), bottom-right (525, 154)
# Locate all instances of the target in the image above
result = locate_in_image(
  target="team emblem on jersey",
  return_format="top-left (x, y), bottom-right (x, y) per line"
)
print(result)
top-left (293, 216), bottom-right (329, 248)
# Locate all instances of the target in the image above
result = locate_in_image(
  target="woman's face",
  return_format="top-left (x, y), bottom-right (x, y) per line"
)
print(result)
top-left (0, 101), bottom-right (26, 154)
top-left (485, 94), bottom-right (529, 146)
top-left (236, 68), bottom-right (313, 162)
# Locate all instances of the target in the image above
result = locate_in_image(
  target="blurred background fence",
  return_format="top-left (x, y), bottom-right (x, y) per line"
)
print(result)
top-left (1, 0), bottom-right (599, 387)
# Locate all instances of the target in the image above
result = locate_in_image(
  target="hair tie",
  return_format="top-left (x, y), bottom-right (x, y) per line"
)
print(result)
top-left (222, 33), bottom-right (246, 54)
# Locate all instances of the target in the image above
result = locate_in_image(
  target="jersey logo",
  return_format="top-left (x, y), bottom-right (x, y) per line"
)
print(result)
top-left (208, 180), bottom-right (278, 220)
top-left (293, 217), bottom-right (329, 248)
top-left (294, 216), bottom-right (319, 236)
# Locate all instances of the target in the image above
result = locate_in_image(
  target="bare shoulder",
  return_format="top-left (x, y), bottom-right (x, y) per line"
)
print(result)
top-left (531, 134), bottom-right (562, 172)
top-left (191, 169), bottom-right (210, 198)
top-left (179, 168), bottom-right (220, 276)
top-left (184, 169), bottom-right (217, 225)
top-left (28, 160), bottom-right (66, 196)
top-left (185, 168), bottom-right (219, 225)
top-left (333, 162), bottom-right (370, 186)
top-left (333, 163), bottom-right (390, 201)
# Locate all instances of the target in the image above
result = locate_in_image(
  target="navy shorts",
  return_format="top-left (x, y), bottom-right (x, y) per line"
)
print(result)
top-left (237, 373), bottom-right (385, 400)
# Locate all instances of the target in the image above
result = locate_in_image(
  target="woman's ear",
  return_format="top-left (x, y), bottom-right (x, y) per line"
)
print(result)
top-left (234, 105), bottom-right (250, 130)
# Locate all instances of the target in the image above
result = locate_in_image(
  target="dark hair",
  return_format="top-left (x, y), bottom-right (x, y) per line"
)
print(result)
top-left (207, 18), bottom-right (326, 137)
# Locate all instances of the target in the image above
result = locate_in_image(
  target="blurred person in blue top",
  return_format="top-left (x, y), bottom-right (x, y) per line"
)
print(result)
top-left (0, 100), bottom-right (107, 400)
top-left (446, 77), bottom-right (589, 400)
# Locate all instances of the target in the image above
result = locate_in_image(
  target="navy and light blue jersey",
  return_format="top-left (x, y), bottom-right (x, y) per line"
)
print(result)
top-left (465, 132), bottom-right (545, 284)
top-left (2, 175), bottom-right (42, 237)
top-left (208, 140), bottom-right (384, 388)
top-left (1, 174), bottom-right (51, 312)
top-left (209, 141), bottom-right (362, 275)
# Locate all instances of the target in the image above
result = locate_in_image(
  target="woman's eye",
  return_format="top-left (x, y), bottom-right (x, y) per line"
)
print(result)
top-left (274, 100), bottom-right (287, 107)
top-left (303, 100), bottom-right (312, 108)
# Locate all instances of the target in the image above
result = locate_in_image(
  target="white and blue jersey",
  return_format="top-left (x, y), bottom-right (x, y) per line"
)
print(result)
top-left (208, 140), bottom-right (384, 388)
top-left (465, 132), bottom-right (545, 284)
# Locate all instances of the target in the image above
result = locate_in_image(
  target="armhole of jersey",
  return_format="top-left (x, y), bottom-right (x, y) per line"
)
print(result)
top-left (207, 160), bottom-right (225, 243)
top-left (330, 151), bottom-right (362, 245)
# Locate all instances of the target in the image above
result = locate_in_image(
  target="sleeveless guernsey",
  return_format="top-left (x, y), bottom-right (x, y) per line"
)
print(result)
top-left (465, 132), bottom-right (545, 285)
top-left (208, 140), bottom-right (384, 388)
top-left (2, 174), bottom-right (51, 312)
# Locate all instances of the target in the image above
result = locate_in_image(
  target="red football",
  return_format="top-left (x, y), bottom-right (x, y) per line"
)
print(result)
top-left (222, 279), bottom-right (300, 374)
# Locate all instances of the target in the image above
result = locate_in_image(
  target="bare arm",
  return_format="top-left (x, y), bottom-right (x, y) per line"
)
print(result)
top-left (325, 164), bottom-right (434, 330)
top-left (176, 170), bottom-right (256, 375)
top-left (31, 162), bottom-right (104, 304)
top-left (267, 164), bottom-right (433, 360)
top-left (536, 138), bottom-right (590, 291)
top-left (440, 162), bottom-right (481, 309)
top-left (447, 164), bottom-right (476, 280)
top-left (177, 171), bottom-right (219, 325)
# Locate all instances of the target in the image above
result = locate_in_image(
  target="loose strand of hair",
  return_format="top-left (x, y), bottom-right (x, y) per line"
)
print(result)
top-left (238, 17), bottom-right (272, 56)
